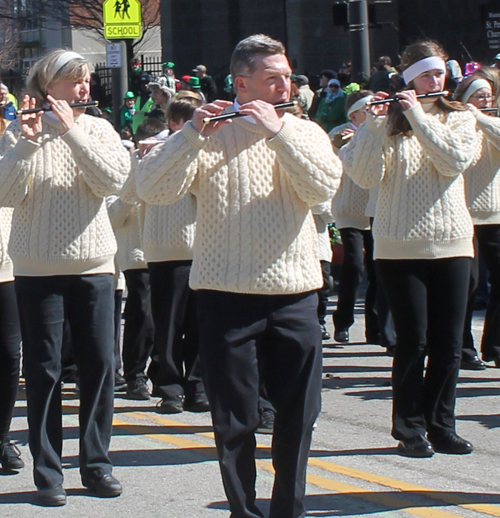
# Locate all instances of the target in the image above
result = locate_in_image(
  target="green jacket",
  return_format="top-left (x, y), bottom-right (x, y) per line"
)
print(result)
top-left (315, 96), bottom-right (348, 133)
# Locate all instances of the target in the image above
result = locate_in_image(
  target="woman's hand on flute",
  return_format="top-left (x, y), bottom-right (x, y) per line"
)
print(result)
top-left (47, 95), bottom-right (74, 132)
top-left (20, 95), bottom-right (43, 141)
top-left (192, 100), bottom-right (234, 136)
top-left (396, 90), bottom-right (418, 111)
top-left (368, 91), bottom-right (391, 116)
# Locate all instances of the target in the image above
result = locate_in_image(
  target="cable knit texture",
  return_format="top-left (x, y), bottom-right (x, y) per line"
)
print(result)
top-left (329, 122), bottom-right (370, 230)
top-left (340, 104), bottom-right (476, 259)
top-left (0, 114), bottom-right (130, 275)
top-left (0, 208), bottom-right (14, 282)
top-left (465, 112), bottom-right (500, 225)
top-left (121, 152), bottom-right (196, 262)
top-left (136, 113), bottom-right (342, 294)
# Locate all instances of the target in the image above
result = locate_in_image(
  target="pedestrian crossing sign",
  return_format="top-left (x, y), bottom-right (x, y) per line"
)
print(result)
top-left (103, 0), bottom-right (142, 40)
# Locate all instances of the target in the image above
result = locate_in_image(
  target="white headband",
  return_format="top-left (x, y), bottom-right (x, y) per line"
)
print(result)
top-left (461, 79), bottom-right (491, 104)
top-left (402, 57), bottom-right (446, 85)
top-left (51, 51), bottom-right (85, 81)
top-left (347, 95), bottom-right (374, 117)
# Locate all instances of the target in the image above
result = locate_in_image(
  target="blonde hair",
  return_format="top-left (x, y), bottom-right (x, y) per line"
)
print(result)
top-left (26, 49), bottom-right (93, 107)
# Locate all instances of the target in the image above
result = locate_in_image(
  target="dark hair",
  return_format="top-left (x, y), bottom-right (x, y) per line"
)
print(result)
top-left (147, 108), bottom-right (167, 123)
top-left (135, 119), bottom-right (168, 141)
top-left (377, 56), bottom-right (391, 70)
top-left (345, 89), bottom-right (374, 112)
top-left (388, 41), bottom-right (465, 136)
top-left (167, 99), bottom-right (198, 124)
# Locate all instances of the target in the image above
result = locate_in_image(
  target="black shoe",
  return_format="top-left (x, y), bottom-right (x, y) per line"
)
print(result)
top-left (334, 329), bottom-right (349, 343)
top-left (0, 439), bottom-right (25, 471)
top-left (37, 485), bottom-right (67, 506)
top-left (428, 432), bottom-right (473, 454)
top-left (482, 354), bottom-right (500, 367)
top-left (386, 345), bottom-right (396, 357)
top-left (156, 395), bottom-right (183, 414)
top-left (82, 473), bottom-right (122, 497)
top-left (366, 334), bottom-right (381, 345)
top-left (320, 324), bottom-right (331, 341)
top-left (126, 378), bottom-right (150, 400)
top-left (460, 356), bottom-right (486, 370)
top-left (396, 435), bottom-right (434, 458)
top-left (114, 373), bottom-right (127, 392)
top-left (256, 409), bottom-right (275, 434)
top-left (184, 393), bottom-right (210, 412)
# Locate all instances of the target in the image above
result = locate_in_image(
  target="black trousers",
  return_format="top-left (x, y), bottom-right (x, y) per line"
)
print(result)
top-left (197, 290), bottom-right (322, 518)
top-left (334, 228), bottom-right (379, 339)
top-left (317, 260), bottom-right (332, 325)
top-left (376, 258), bottom-right (470, 441)
top-left (0, 281), bottom-right (21, 439)
top-left (148, 261), bottom-right (202, 398)
top-left (122, 269), bottom-right (155, 381)
top-left (462, 225), bottom-right (500, 361)
top-left (15, 274), bottom-right (115, 489)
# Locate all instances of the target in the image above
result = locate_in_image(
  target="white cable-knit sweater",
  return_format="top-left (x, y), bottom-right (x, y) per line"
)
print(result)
top-left (465, 111), bottom-right (500, 225)
top-left (329, 122), bottom-right (370, 230)
top-left (120, 151), bottom-right (196, 263)
top-left (0, 114), bottom-right (130, 275)
top-left (340, 103), bottom-right (476, 260)
top-left (136, 114), bottom-right (342, 294)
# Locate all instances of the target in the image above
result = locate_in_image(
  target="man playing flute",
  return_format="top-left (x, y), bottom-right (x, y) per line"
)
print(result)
top-left (136, 34), bottom-right (342, 518)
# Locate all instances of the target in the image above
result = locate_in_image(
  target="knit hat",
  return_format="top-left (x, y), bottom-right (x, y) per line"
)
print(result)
top-left (320, 69), bottom-right (337, 80)
top-left (162, 61), bottom-right (175, 69)
top-left (148, 77), bottom-right (174, 98)
top-left (124, 91), bottom-right (136, 99)
top-left (188, 76), bottom-right (201, 89)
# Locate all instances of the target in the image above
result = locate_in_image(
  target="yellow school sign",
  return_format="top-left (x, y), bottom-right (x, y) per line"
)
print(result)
top-left (103, 0), bottom-right (142, 39)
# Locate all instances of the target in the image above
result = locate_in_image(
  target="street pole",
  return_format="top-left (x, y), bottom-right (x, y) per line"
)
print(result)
top-left (349, 0), bottom-right (371, 85)
top-left (111, 40), bottom-right (128, 131)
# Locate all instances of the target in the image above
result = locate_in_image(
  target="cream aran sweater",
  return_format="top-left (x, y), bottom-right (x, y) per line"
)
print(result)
top-left (136, 114), bottom-right (342, 294)
top-left (329, 122), bottom-right (370, 230)
top-left (465, 111), bottom-right (500, 225)
top-left (0, 115), bottom-right (130, 276)
top-left (0, 208), bottom-right (14, 282)
top-left (340, 103), bottom-right (476, 260)
top-left (121, 151), bottom-right (196, 262)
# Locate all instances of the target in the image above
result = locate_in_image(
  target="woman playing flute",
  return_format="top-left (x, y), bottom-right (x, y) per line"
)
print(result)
top-left (455, 68), bottom-right (500, 370)
top-left (341, 41), bottom-right (476, 458)
top-left (0, 49), bottom-right (130, 505)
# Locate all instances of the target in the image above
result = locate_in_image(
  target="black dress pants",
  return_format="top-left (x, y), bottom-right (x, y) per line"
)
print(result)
top-left (197, 290), bottom-right (322, 518)
top-left (376, 258), bottom-right (470, 441)
top-left (15, 274), bottom-right (115, 489)
top-left (334, 228), bottom-right (379, 340)
top-left (0, 281), bottom-right (21, 439)
top-left (148, 261), bottom-right (202, 398)
top-left (122, 269), bottom-right (154, 381)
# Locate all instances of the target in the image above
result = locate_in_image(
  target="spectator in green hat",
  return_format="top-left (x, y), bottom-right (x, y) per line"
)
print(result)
top-left (187, 76), bottom-right (206, 103)
top-left (120, 91), bottom-right (136, 131)
top-left (161, 61), bottom-right (178, 92)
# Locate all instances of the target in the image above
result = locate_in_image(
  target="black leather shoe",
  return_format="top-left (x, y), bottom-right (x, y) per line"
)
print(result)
top-left (396, 435), bottom-right (434, 458)
top-left (460, 356), bottom-right (486, 370)
top-left (156, 395), bottom-right (183, 414)
top-left (184, 393), bottom-right (210, 412)
top-left (428, 432), bottom-right (473, 454)
top-left (37, 485), bottom-right (67, 506)
top-left (82, 473), bottom-right (122, 497)
top-left (334, 329), bottom-right (349, 343)
top-left (482, 354), bottom-right (500, 367)
top-left (320, 324), bottom-right (331, 341)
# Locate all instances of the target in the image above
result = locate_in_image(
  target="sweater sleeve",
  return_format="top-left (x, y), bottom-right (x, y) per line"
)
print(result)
top-left (106, 194), bottom-right (134, 230)
top-left (136, 121), bottom-right (204, 205)
top-left (476, 111), bottom-right (500, 152)
top-left (120, 152), bottom-right (141, 204)
top-left (340, 114), bottom-right (387, 189)
top-left (312, 199), bottom-right (335, 224)
top-left (404, 104), bottom-right (476, 177)
top-left (61, 117), bottom-right (130, 198)
top-left (266, 117), bottom-right (342, 205)
top-left (0, 120), bottom-right (37, 207)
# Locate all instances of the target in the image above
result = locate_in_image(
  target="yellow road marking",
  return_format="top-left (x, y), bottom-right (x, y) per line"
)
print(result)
top-left (113, 410), bottom-right (500, 517)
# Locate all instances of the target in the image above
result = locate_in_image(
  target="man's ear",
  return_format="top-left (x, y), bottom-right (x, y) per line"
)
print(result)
top-left (234, 75), bottom-right (248, 94)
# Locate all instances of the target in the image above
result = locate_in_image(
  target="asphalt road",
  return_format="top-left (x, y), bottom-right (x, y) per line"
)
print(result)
top-left (1, 296), bottom-right (499, 518)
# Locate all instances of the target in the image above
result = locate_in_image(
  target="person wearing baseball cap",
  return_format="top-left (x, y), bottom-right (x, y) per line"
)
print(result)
top-left (192, 64), bottom-right (217, 102)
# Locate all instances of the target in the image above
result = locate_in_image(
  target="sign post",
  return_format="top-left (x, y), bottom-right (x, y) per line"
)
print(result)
top-left (103, 0), bottom-right (142, 130)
